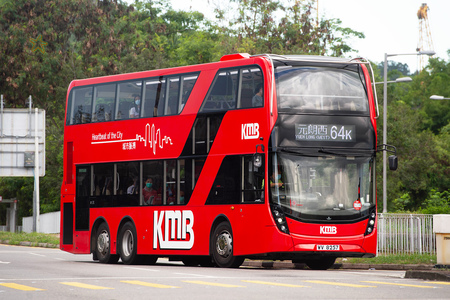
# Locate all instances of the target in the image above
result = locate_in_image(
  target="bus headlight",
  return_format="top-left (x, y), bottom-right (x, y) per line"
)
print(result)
top-left (271, 205), bottom-right (290, 234)
top-left (364, 207), bottom-right (376, 236)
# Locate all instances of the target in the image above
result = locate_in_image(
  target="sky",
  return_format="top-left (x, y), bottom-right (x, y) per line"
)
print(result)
top-left (168, 0), bottom-right (450, 73)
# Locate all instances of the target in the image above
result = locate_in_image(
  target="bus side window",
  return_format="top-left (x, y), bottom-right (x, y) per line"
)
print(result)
top-left (239, 67), bottom-right (263, 108)
top-left (69, 87), bottom-right (92, 125)
top-left (143, 77), bottom-right (165, 118)
top-left (165, 77), bottom-right (180, 116)
top-left (92, 84), bottom-right (116, 122)
top-left (116, 161), bottom-right (140, 207)
top-left (201, 69), bottom-right (238, 112)
top-left (117, 81), bottom-right (142, 120)
top-left (142, 161), bottom-right (163, 205)
top-left (92, 164), bottom-right (115, 207)
top-left (206, 156), bottom-right (240, 205)
top-left (243, 155), bottom-right (265, 202)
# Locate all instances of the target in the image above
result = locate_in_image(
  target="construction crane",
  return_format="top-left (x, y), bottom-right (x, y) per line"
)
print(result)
top-left (417, 3), bottom-right (434, 71)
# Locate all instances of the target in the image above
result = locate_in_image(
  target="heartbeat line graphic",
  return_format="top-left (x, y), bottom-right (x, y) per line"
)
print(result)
top-left (136, 124), bottom-right (173, 155)
top-left (91, 123), bottom-right (173, 155)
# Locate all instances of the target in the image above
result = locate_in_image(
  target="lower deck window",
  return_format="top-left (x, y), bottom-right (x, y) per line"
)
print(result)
top-left (77, 158), bottom-right (204, 208)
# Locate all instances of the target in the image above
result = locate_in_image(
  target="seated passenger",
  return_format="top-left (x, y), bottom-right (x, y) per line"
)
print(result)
top-left (252, 84), bottom-right (263, 107)
top-left (129, 95), bottom-right (141, 118)
top-left (143, 177), bottom-right (157, 205)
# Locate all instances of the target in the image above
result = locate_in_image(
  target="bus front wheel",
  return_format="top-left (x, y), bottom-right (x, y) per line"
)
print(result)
top-left (95, 222), bottom-right (119, 264)
top-left (211, 222), bottom-right (244, 268)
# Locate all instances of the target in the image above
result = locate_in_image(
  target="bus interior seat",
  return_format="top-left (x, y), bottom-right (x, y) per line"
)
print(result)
top-left (95, 103), bottom-right (111, 122)
top-left (240, 88), bottom-right (253, 108)
top-left (118, 101), bottom-right (131, 119)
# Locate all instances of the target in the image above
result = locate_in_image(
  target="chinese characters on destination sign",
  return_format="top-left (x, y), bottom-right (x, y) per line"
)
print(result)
top-left (295, 124), bottom-right (355, 142)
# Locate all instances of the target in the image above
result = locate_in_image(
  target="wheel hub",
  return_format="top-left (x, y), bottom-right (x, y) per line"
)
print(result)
top-left (97, 230), bottom-right (110, 254)
top-left (216, 231), bottom-right (232, 257)
top-left (122, 229), bottom-right (134, 257)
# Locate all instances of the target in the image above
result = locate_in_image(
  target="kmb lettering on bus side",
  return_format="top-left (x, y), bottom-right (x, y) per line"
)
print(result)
top-left (320, 226), bottom-right (337, 234)
top-left (241, 123), bottom-right (259, 140)
top-left (153, 210), bottom-right (194, 249)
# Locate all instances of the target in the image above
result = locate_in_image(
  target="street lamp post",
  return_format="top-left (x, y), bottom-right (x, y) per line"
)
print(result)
top-left (430, 95), bottom-right (450, 100)
top-left (382, 50), bottom-right (435, 213)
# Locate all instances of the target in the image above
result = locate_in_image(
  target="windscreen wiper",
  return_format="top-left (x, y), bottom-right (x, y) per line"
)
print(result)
top-left (318, 148), bottom-right (375, 157)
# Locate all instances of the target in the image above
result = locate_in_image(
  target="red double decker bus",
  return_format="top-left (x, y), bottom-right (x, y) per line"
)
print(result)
top-left (61, 53), bottom-right (390, 269)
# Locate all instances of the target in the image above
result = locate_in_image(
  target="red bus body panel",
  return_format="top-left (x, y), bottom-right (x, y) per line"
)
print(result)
top-left (61, 54), bottom-right (377, 261)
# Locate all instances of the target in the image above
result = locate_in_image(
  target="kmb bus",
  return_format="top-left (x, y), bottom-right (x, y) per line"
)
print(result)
top-left (61, 53), bottom-right (397, 269)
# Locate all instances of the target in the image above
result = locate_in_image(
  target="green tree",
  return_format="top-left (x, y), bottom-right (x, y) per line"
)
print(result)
top-left (218, 0), bottom-right (364, 56)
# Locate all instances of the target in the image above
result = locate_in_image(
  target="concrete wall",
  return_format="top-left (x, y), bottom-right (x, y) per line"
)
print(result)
top-left (22, 211), bottom-right (60, 233)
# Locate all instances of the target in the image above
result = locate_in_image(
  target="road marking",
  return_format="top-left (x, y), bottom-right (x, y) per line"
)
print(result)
top-left (0, 283), bottom-right (44, 291)
top-left (28, 252), bottom-right (46, 257)
top-left (60, 282), bottom-right (113, 290)
top-left (243, 280), bottom-right (307, 287)
top-left (423, 281), bottom-right (450, 285)
top-left (122, 280), bottom-right (179, 289)
top-left (0, 261), bottom-right (10, 264)
top-left (183, 280), bottom-right (245, 288)
top-left (362, 281), bottom-right (437, 288)
top-left (304, 280), bottom-right (376, 288)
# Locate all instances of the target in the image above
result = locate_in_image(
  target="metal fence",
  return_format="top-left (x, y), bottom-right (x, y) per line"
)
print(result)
top-left (377, 213), bottom-right (435, 255)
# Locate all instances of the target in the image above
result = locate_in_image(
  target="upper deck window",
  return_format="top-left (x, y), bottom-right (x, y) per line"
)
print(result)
top-left (200, 66), bottom-right (263, 113)
top-left (69, 87), bottom-right (93, 125)
top-left (66, 72), bottom-right (198, 125)
top-left (92, 84), bottom-right (116, 122)
top-left (117, 81), bottom-right (142, 120)
top-left (276, 67), bottom-right (368, 115)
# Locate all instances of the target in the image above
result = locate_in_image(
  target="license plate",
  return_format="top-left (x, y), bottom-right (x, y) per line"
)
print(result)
top-left (316, 245), bottom-right (340, 251)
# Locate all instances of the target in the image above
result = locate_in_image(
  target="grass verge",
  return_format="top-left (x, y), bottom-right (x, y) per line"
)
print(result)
top-left (0, 232), bottom-right (59, 247)
top-left (337, 253), bottom-right (436, 265)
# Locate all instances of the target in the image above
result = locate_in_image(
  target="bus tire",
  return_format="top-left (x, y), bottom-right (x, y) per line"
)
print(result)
top-left (118, 222), bottom-right (139, 265)
top-left (211, 222), bottom-right (244, 268)
top-left (95, 222), bottom-right (119, 264)
top-left (305, 257), bottom-right (336, 270)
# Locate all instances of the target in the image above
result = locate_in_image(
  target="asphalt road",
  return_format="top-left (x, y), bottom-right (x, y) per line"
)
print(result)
top-left (0, 244), bottom-right (449, 299)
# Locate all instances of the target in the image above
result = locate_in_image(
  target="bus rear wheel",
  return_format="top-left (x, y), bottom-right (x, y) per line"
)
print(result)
top-left (211, 222), bottom-right (244, 268)
top-left (305, 257), bottom-right (336, 270)
top-left (95, 222), bottom-right (119, 264)
top-left (118, 222), bottom-right (139, 265)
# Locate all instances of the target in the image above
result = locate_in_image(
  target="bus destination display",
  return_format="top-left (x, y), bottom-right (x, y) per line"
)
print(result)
top-left (295, 124), bottom-right (355, 142)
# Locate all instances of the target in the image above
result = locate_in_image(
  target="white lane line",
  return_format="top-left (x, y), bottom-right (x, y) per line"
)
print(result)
top-left (28, 252), bottom-right (46, 257)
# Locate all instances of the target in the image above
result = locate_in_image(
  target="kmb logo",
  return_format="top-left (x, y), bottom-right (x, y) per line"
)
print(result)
top-left (153, 210), bottom-right (194, 249)
top-left (241, 123), bottom-right (259, 140)
top-left (320, 226), bottom-right (337, 234)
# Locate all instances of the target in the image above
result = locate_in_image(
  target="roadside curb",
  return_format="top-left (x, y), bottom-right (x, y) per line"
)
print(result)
top-left (405, 270), bottom-right (450, 282)
top-left (242, 260), bottom-right (435, 271)
top-left (242, 260), bottom-right (450, 281)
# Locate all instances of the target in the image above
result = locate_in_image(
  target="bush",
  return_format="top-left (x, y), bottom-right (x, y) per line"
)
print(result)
top-left (418, 189), bottom-right (450, 214)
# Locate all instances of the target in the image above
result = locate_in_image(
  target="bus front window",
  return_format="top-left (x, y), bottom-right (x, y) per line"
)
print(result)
top-left (270, 153), bottom-right (374, 221)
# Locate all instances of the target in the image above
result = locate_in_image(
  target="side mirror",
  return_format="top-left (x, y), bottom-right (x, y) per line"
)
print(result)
top-left (389, 155), bottom-right (398, 171)
top-left (253, 153), bottom-right (263, 168)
